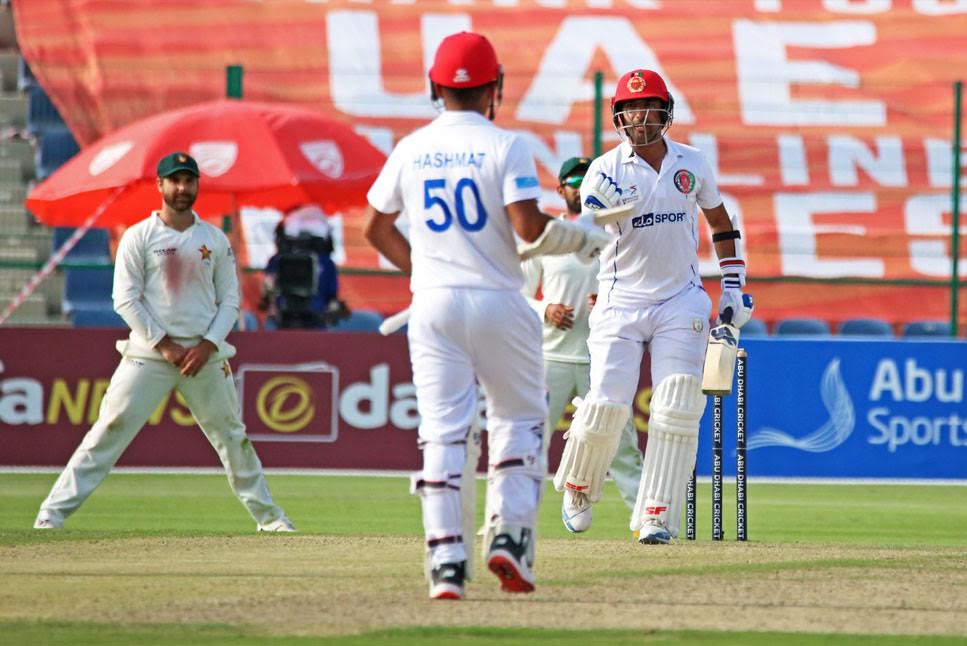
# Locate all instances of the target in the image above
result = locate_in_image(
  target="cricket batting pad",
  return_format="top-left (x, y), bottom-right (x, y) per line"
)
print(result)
top-left (631, 374), bottom-right (705, 537)
top-left (553, 398), bottom-right (630, 503)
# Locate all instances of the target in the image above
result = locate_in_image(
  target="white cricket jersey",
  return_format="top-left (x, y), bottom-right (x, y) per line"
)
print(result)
top-left (113, 212), bottom-right (240, 358)
top-left (584, 139), bottom-right (722, 306)
top-left (367, 110), bottom-right (542, 292)
top-left (521, 213), bottom-right (598, 363)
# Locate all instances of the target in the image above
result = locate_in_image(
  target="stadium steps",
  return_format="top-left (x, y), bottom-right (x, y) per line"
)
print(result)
top-left (0, 50), bottom-right (16, 93)
top-left (0, 93), bottom-right (26, 129)
top-left (0, 204), bottom-right (30, 233)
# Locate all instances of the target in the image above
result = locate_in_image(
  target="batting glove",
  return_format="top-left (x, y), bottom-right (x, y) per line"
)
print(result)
top-left (718, 257), bottom-right (753, 327)
top-left (583, 171), bottom-right (622, 210)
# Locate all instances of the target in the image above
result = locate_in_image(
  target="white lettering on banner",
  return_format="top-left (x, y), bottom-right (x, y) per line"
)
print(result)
top-left (778, 134), bottom-right (809, 185)
top-left (328, 11), bottom-right (469, 118)
top-left (867, 409), bottom-right (967, 453)
top-left (868, 359), bottom-right (964, 403)
top-left (688, 134), bottom-right (764, 186)
top-left (828, 135), bottom-right (907, 187)
top-left (912, 0), bottom-right (967, 15)
top-left (0, 364), bottom-right (43, 425)
top-left (516, 16), bottom-right (694, 125)
top-left (733, 20), bottom-right (886, 126)
top-left (923, 138), bottom-right (967, 188)
top-left (512, 130), bottom-right (583, 184)
top-left (774, 192), bottom-right (885, 277)
top-left (823, 0), bottom-right (891, 13)
top-left (904, 194), bottom-right (967, 277)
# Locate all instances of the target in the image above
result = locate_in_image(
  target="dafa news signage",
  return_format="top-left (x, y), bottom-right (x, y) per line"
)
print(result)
top-left (700, 338), bottom-right (967, 480)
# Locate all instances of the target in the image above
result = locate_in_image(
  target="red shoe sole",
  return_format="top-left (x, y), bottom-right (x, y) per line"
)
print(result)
top-left (487, 555), bottom-right (535, 593)
top-left (430, 590), bottom-right (464, 600)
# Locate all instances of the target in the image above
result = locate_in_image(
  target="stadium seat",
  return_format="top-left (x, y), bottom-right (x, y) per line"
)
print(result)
top-left (740, 318), bottom-right (768, 337)
top-left (328, 309), bottom-right (384, 333)
top-left (35, 127), bottom-right (79, 180)
top-left (901, 320), bottom-right (951, 338)
top-left (51, 227), bottom-right (111, 266)
top-left (25, 84), bottom-right (66, 136)
top-left (72, 308), bottom-right (126, 329)
top-left (62, 267), bottom-right (114, 314)
top-left (774, 318), bottom-right (831, 336)
top-left (838, 318), bottom-right (893, 337)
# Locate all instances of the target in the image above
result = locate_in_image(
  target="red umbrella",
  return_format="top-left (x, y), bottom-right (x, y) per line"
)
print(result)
top-left (26, 99), bottom-right (386, 227)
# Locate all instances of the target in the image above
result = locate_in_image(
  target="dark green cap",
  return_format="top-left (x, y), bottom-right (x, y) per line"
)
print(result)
top-left (558, 156), bottom-right (591, 182)
top-left (157, 152), bottom-right (199, 178)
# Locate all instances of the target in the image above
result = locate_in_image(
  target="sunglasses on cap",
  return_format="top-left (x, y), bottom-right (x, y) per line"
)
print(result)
top-left (561, 175), bottom-right (584, 188)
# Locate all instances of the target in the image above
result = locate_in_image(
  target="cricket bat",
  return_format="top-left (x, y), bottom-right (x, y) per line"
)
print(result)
top-left (702, 307), bottom-right (740, 395)
top-left (591, 202), bottom-right (636, 227)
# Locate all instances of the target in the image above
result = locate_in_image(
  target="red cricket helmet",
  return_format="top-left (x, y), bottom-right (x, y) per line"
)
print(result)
top-left (611, 69), bottom-right (674, 129)
top-left (429, 32), bottom-right (501, 89)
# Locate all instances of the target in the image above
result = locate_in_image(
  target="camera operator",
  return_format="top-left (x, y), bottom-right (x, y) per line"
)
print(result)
top-left (260, 205), bottom-right (350, 329)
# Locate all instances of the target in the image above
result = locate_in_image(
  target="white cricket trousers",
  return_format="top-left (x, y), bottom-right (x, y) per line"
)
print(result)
top-left (409, 287), bottom-right (547, 566)
top-left (37, 354), bottom-right (286, 528)
top-left (544, 359), bottom-right (642, 509)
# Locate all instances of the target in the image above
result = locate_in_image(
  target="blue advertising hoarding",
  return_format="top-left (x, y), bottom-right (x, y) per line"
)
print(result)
top-left (698, 338), bottom-right (967, 480)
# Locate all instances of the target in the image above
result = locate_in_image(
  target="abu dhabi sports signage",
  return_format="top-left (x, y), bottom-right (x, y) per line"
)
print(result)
top-left (701, 338), bottom-right (967, 480)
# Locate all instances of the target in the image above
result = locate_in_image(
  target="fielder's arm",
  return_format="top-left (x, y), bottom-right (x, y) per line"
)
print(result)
top-left (363, 206), bottom-right (411, 275)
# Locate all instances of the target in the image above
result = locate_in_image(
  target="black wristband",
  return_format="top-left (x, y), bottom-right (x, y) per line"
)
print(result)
top-left (712, 230), bottom-right (742, 243)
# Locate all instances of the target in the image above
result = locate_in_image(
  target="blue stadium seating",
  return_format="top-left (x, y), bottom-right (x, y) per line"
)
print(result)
top-left (51, 227), bottom-right (111, 266)
top-left (775, 318), bottom-right (831, 336)
top-left (902, 321), bottom-right (951, 338)
top-left (740, 318), bottom-right (768, 337)
top-left (62, 268), bottom-right (114, 314)
top-left (72, 308), bottom-right (126, 329)
top-left (36, 127), bottom-right (79, 179)
top-left (838, 318), bottom-right (893, 337)
top-left (25, 84), bottom-right (65, 136)
top-left (328, 309), bottom-right (384, 333)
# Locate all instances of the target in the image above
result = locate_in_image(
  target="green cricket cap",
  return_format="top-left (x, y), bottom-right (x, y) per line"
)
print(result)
top-left (558, 156), bottom-right (592, 182)
top-left (157, 152), bottom-right (200, 178)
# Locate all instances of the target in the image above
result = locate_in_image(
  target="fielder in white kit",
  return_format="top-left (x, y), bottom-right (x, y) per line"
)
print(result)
top-left (364, 32), bottom-right (608, 600)
top-left (34, 152), bottom-right (293, 533)
top-left (521, 156), bottom-right (642, 527)
top-left (553, 69), bottom-right (754, 544)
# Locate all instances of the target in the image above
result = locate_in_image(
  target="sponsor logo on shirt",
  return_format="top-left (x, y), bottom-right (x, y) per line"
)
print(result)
top-left (632, 212), bottom-right (685, 228)
top-left (152, 248), bottom-right (177, 257)
top-left (673, 169), bottom-right (697, 194)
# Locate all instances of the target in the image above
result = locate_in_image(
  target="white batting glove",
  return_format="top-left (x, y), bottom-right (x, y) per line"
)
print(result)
top-left (718, 256), bottom-right (753, 327)
top-left (583, 171), bottom-right (622, 210)
top-left (575, 226), bottom-right (611, 264)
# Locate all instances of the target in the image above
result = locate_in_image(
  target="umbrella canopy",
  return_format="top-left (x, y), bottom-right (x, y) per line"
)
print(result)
top-left (26, 99), bottom-right (387, 228)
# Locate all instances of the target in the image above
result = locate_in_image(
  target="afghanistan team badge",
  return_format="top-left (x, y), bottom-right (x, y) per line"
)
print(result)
top-left (674, 169), bottom-right (696, 194)
top-left (627, 72), bottom-right (646, 93)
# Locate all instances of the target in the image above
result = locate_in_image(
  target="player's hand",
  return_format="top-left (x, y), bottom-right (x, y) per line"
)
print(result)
top-left (718, 290), bottom-right (754, 328)
top-left (545, 303), bottom-right (575, 330)
top-left (180, 340), bottom-right (217, 377)
top-left (588, 293), bottom-right (597, 312)
top-left (156, 337), bottom-right (187, 367)
top-left (583, 172), bottom-right (622, 210)
top-left (576, 226), bottom-right (611, 264)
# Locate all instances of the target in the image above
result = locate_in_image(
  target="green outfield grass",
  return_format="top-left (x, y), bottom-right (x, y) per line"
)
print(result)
top-left (1, 473), bottom-right (965, 644)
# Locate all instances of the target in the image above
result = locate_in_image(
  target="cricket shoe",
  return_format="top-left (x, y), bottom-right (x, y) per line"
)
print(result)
top-left (429, 561), bottom-right (466, 600)
top-left (486, 528), bottom-right (535, 593)
top-left (637, 520), bottom-right (672, 545)
top-left (258, 517), bottom-right (297, 532)
top-left (561, 489), bottom-right (592, 533)
top-left (33, 515), bottom-right (63, 529)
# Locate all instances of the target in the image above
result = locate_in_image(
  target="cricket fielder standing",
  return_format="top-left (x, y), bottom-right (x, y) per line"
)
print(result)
top-left (553, 69), bottom-right (754, 544)
top-left (34, 152), bottom-right (293, 533)
top-left (521, 156), bottom-right (642, 529)
top-left (365, 32), bottom-right (608, 600)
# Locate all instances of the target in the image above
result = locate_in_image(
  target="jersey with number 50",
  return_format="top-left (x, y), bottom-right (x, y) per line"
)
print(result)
top-left (367, 110), bottom-right (542, 293)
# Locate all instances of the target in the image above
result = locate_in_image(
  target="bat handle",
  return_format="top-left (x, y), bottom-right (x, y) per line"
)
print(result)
top-left (720, 306), bottom-right (734, 325)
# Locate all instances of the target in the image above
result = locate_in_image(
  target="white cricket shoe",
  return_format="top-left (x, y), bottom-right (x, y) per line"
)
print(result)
top-left (258, 517), bottom-right (296, 532)
top-left (561, 489), bottom-right (592, 533)
top-left (33, 514), bottom-right (63, 529)
top-left (637, 519), bottom-right (672, 545)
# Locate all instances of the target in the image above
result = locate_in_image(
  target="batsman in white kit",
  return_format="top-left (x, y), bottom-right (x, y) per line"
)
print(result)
top-left (521, 156), bottom-right (642, 528)
top-left (553, 69), bottom-right (754, 544)
top-left (34, 152), bottom-right (294, 533)
top-left (364, 32), bottom-right (608, 600)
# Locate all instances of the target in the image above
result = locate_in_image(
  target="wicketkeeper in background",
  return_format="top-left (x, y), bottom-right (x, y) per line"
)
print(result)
top-left (553, 69), bottom-right (754, 544)
top-left (521, 156), bottom-right (642, 531)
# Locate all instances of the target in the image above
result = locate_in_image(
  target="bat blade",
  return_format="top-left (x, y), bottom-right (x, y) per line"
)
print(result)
top-left (702, 311), bottom-right (741, 395)
top-left (591, 203), bottom-right (635, 227)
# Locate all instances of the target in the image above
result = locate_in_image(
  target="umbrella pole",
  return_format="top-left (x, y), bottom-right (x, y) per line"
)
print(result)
top-left (226, 195), bottom-right (251, 331)
top-left (0, 186), bottom-right (127, 327)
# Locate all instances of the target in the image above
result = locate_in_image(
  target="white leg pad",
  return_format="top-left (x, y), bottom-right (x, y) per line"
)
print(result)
top-left (631, 374), bottom-right (705, 536)
top-left (552, 398), bottom-right (631, 503)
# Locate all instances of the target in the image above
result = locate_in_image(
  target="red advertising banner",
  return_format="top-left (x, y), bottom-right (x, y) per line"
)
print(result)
top-left (12, 0), bottom-right (967, 325)
top-left (0, 327), bottom-right (653, 470)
